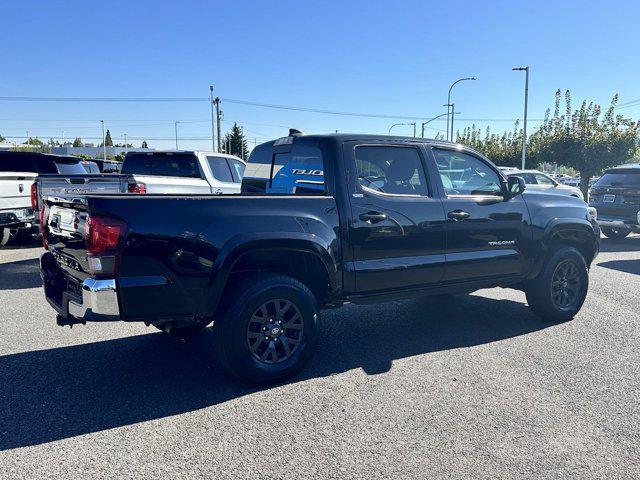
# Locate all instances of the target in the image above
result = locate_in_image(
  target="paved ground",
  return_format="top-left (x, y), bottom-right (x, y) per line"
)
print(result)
top-left (0, 237), bottom-right (639, 479)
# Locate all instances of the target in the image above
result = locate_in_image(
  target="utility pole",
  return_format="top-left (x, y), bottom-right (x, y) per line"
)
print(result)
top-left (124, 133), bottom-right (128, 155)
top-left (450, 103), bottom-right (456, 142)
top-left (61, 130), bottom-right (65, 146)
top-left (209, 85), bottom-right (216, 152)
top-left (174, 121), bottom-right (180, 150)
top-left (214, 97), bottom-right (222, 153)
top-left (101, 120), bottom-right (106, 160)
top-left (410, 122), bottom-right (417, 137)
top-left (513, 66), bottom-right (529, 169)
top-left (26, 130), bottom-right (29, 147)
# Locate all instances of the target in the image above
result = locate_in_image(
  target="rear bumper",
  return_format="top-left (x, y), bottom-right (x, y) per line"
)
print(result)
top-left (40, 251), bottom-right (120, 323)
top-left (0, 208), bottom-right (36, 228)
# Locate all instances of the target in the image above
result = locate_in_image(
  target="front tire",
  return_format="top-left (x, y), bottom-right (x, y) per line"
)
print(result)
top-left (601, 227), bottom-right (630, 239)
top-left (525, 246), bottom-right (589, 322)
top-left (213, 274), bottom-right (319, 384)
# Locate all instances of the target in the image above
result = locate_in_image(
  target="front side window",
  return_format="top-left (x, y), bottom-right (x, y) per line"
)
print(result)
top-left (227, 158), bottom-right (245, 182)
top-left (433, 149), bottom-right (503, 196)
top-left (354, 146), bottom-right (428, 196)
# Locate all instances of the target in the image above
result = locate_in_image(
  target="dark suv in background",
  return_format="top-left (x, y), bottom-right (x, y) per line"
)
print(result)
top-left (589, 164), bottom-right (640, 239)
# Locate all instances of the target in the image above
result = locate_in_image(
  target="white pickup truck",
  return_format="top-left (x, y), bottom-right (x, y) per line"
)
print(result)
top-left (0, 172), bottom-right (37, 245)
top-left (33, 151), bottom-right (246, 211)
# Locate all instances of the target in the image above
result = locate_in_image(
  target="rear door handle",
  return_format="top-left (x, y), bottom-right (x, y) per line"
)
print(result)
top-left (448, 210), bottom-right (470, 221)
top-left (359, 211), bottom-right (388, 224)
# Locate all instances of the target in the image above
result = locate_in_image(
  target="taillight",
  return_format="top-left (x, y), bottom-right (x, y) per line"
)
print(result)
top-left (128, 182), bottom-right (146, 194)
top-left (31, 183), bottom-right (38, 210)
top-left (84, 214), bottom-right (126, 255)
top-left (40, 206), bottom-right (48, 250)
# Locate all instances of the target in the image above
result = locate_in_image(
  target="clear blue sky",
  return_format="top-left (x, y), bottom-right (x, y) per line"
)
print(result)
top-left (1, 0), bottom-right (639, 151)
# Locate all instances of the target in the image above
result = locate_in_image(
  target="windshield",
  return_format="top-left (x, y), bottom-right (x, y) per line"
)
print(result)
top-left (594, 170), bottom-right (640, 187)
top-left (54, 162), bottom-right (90, 175)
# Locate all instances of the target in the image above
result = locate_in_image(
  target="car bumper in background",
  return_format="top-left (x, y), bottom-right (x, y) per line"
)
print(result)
top-left (0, 208), bottom-right (36, 228)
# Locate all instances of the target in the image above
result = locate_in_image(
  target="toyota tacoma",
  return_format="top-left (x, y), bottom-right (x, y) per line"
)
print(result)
top-left (39, 132), bottom-right (600, 383)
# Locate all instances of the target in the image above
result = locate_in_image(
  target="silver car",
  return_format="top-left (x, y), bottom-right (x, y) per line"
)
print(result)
top-left (507, 170), bottom-right (584, 200)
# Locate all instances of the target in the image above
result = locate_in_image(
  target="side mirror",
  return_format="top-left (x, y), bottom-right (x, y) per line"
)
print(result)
top-left (507, 176), bottom-right (526, 198)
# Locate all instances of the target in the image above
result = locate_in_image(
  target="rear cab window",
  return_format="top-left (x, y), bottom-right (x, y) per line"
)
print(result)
top-left (242, 140), bottom-right (325, 195)
top-left (122, 153), bottom-right (202, 178)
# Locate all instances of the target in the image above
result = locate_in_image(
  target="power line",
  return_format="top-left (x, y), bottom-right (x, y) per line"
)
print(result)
top-left (0, 95), bottom-right (544, 122)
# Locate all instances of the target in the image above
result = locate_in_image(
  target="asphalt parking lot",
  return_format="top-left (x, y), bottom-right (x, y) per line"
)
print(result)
top-left (0, 237), bottom-right (639, 479)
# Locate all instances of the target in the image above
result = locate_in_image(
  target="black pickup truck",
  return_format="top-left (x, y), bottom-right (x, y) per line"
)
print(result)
top-left (40, 133), bottom-right (600, 383)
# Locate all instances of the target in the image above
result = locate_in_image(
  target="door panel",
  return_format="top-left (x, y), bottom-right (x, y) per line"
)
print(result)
top-left (345, 143), bottom-right (447, 293)
top-left (431, 147), bottom-right (530, 282)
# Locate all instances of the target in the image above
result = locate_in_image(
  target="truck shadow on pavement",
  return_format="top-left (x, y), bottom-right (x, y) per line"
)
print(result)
top-left (598, 235), bottom-right (640, 253)
top-left (0, 294), bottom-right (554, 450)
top-left (0, 258), bottom-right (42, 290)
top-left (597, 259), bottom-right (640, 276)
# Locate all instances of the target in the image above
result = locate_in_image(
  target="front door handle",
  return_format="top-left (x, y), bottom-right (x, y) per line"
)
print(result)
top-left (359, 211), bottom-right (388, 224)
top-left (448, 210), bottom-right (470, 221)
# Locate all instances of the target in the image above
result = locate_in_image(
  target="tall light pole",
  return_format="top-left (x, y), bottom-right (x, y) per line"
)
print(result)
top-left (174, 121), bottom-right (180, 150)
top-left (446, 77), bottom-right (477, 141)
top-left (409, 122), bottom-right (417, 137)
top-left (388, 123), bottom-right (406, 135)
top-left (421, 111), bottom-right (458, 138)
top-left (101, 120), bottom-right (106, 160)
top-left (124, 133), bottom-right (128, 155)
top-left (214, 98), bottom-right (222, 153)
top-left (513, 66), bottom-right (529, 170)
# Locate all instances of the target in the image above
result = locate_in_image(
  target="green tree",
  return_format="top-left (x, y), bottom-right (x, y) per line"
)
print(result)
top-left (457, 122), bottom-right (531, 168)
top-left (532, 90), bottom-right (639, 197)
top-left (72, 137), bottom-right (84, 147)
top-left (0, 133), bottom-right (5, 143)
top-left (141, 140), bottom-right (148, 148)
top-left (222, 123), bottom-right (249, 159)
top-left (102, 129), bottom-right (114, 147)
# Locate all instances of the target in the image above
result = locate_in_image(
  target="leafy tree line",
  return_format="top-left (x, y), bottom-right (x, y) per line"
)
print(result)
top-left (456, 90), bottom-right (639, 197)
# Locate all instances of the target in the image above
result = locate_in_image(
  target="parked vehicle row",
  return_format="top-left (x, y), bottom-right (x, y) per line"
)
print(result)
top-left (39, 132), bottom-right (600, 384)
top-left (504, 169), bottom-right (584, 200)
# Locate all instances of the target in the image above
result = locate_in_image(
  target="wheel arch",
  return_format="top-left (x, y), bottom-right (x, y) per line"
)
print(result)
top-left (195, 232), bottom-right (340, 319)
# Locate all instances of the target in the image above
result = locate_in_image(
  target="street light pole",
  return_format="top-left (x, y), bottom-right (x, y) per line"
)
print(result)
top-left (446, 77), bottom-right (477, 141)
top-left (124, 133), bottom-right (128, 155)
top-left (174, 121), bottom-right (180, 150)
top-left (513, 66), bottom-right (529, 170)
top-left (410, 122), bottom-right (417, 137)
top-left (421, 111), bottom-right (458, 138)
top-left (101, 120), bottom-right (106, 160)
top-left (388, 123), bottom-right (406, 135)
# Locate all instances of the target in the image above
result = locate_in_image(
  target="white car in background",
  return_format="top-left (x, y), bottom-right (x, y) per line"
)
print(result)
top-left (0, 172), bottom-right (37, 246)
top-left (507, 170), bottom-right (584, 200)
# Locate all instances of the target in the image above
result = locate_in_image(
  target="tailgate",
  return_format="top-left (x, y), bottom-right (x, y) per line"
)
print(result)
top-left (37, 174), bottom-right (128, 208)
top-left (45, 200), bottom-right (92, 281)
top-left (0, 173), bottom-right (36, 211)
top-left (133, 175), bottom-right (212, 194)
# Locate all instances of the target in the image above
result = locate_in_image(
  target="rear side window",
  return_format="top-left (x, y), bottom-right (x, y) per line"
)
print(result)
top-left (122, 153), bottom-right (201, 178)
top-left (354, 146), bottom-right (428, 196)
top-left (595, 170), bottom-right (640, 187)
top-left (242, 145), bottom-right (325, 194)
top-left (207, 156), bottom-right (234, 182)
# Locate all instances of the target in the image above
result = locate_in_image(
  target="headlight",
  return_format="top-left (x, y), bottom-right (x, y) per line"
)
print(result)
top-left (587, 207), bottom-right (597, 221)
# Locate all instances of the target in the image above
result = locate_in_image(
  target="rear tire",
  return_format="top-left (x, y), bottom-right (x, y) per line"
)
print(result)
top-left (213, 274), bottom-right (319, 385)
top-left (0, 228), bottom-right (19, 247)
top-left (601, 227), bottom-right (630, 239)
top-left (525, 246), bottom-right (589, 322)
